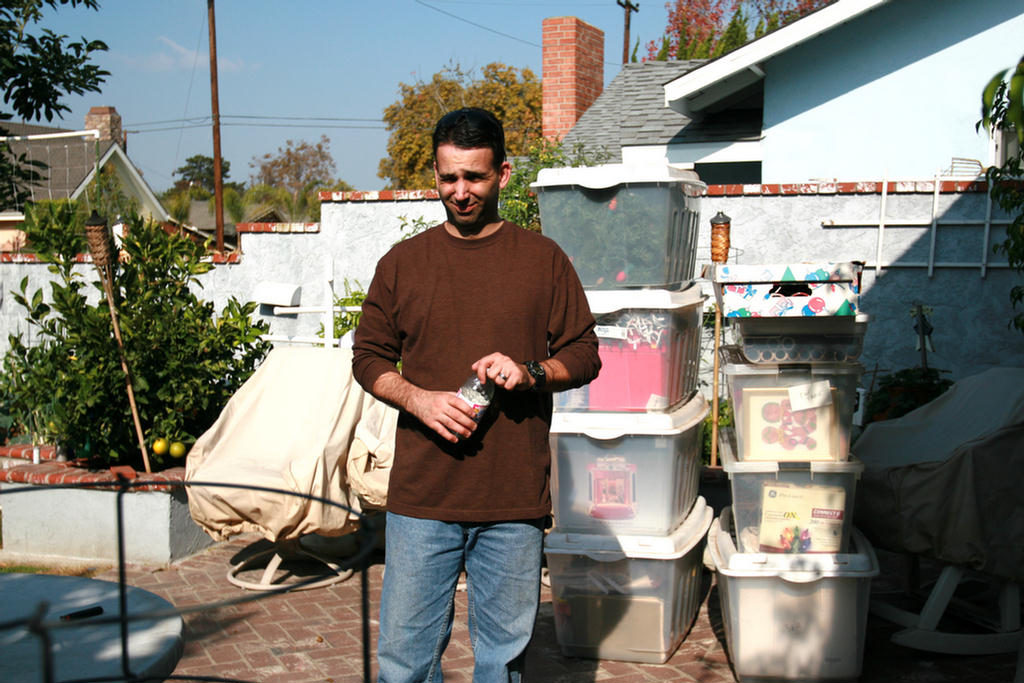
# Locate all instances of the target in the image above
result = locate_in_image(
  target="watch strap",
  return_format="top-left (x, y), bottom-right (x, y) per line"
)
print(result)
top-left (524, 360), bottom-right (546, 391)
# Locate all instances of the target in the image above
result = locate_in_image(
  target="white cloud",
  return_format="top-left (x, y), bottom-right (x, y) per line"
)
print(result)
top-left (134, 36), bottom-right (246, 73)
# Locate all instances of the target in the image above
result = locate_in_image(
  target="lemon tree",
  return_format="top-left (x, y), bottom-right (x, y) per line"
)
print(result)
top-left (0, 202), bottom-right (270, 470)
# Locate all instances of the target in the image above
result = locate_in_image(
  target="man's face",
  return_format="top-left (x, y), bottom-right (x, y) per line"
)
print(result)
top-left (433, 143), bottom-right (511, 235)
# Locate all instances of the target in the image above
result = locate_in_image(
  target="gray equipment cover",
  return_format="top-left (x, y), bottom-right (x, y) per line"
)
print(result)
top-left (853, 367), bottom-right (1024, 581)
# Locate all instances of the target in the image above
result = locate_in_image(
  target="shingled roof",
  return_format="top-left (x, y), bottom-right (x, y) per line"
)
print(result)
top-left (2, 121), bottom-right (116, 209)
top-left (562, 60), bottom-right (763, 161)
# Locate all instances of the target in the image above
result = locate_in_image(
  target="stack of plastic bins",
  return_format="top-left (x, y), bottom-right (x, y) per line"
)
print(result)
top-left (544, 496), bottom-right (713, 663)
top-left (706, 506), bottom-right (879, 682)
top-left (534, 163), bottom-right (710, 662)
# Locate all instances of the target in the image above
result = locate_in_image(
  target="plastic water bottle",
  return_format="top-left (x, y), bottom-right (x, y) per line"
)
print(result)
top-left (455, 374), bottom-right (494, 423)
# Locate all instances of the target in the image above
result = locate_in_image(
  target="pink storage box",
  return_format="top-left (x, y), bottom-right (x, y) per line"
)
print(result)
top-left (555, 288), bottom-right (705, 412)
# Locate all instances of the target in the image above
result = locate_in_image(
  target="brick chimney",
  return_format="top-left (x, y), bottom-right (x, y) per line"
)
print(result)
top-left (85, 106), bottom-right (123, 146)
top-left (542, 17), bottom-right (604, 140)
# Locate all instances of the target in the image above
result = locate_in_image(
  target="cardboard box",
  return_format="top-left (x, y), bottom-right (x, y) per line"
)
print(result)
top-left (706, 262), bottom-right (862, 318)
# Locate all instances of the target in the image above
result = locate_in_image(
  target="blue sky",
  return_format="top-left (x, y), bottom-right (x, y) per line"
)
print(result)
top-left (37, 0), bottom-right (671, 193)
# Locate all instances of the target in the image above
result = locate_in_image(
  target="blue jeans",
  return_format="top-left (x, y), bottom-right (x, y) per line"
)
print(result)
top-left (377, 512), bottom-right (545, 683)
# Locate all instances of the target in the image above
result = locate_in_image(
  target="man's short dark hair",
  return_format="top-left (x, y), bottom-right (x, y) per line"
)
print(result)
top-left (432, 108), bottom-right (506, 168)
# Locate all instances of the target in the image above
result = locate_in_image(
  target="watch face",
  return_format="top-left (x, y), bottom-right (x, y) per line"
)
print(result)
top-left (526, 361), bottom-right (546, 387)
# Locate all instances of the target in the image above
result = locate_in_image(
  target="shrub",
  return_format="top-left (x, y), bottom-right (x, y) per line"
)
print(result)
top-left (863, 367), bottom-right (953, 425)
top-left (0, 202), bottom-right (270, 470)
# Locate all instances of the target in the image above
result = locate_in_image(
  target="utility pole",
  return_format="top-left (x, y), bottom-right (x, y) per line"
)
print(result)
top-left (208, 0), bottom-right (224, 252)
top-left (617, 0), bottom-right (639, 64)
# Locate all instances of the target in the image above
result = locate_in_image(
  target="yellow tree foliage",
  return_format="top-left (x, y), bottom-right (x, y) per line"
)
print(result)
top-left (378, 62), bottom-right (542, 190)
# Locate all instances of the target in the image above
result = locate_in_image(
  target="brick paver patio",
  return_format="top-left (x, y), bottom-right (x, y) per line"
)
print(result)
top-left (83, 534), bottom-right (1019, 683)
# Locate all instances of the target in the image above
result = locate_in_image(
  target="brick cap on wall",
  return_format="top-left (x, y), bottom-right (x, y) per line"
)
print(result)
top-left (319, 180), bottom-right (992, 204)
top-left (319, 189), bottom-right (440, 202)
top-left (706, 180), bottom-right (991, 196)
top-left (0, 444), bottom-right (185, 491)
top-left (1, 250), bottom-right (241, 263)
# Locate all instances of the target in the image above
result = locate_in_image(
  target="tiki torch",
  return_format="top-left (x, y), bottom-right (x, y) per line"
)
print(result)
top-left (84, 211), bottom-right (151, 473)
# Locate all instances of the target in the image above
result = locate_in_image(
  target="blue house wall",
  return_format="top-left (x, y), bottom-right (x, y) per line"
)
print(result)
top-left (762, 0), bottom-right (1024, 182)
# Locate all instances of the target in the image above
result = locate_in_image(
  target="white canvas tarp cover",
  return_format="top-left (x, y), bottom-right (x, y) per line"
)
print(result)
top-left (853, 367), bottom-right (1024, 581)
top-left (185, 346), bottom-right (396, 542)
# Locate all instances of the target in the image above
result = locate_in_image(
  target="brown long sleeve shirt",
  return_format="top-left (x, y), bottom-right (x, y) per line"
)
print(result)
top-left (352, 222), bottom-right (600, 522)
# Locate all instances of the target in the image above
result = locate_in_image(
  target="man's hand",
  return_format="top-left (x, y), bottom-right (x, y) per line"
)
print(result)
top-left (472, 353), bottom-right (574, 393)
top-left (371, 372), bottom-right (479, 443)
top-left (472, 352), bottom-right (530, 391)
top-left (407, 388), bottom-right (480, 443)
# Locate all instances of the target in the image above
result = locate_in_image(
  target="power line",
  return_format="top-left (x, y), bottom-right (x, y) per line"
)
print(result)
top-left (130, 115), bottom-right (383, 128)
top-left (414, 0), bottom-right (541, 48)
top-left (127, 122), bottom-right (386, 134)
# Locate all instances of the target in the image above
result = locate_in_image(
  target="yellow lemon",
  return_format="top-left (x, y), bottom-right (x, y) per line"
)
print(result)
top-left (169, 441), bottom-right (187, 459)
top-left (152, 438), bottom-right (169, 456)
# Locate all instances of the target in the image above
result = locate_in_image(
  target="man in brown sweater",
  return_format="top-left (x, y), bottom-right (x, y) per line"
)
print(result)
top-left (352, 107), bottom-right (600, 682)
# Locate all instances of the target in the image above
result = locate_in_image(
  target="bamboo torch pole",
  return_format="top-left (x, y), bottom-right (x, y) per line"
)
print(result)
top-left (709, 211), bottom-right (731, 468)
top-left (85, 211), bottom-right (151, 473)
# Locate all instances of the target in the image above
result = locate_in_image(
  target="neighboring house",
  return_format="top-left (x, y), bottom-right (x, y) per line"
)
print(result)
top-left (184, 201), bottom-right (284, 252)
top-left (556, 0), bottom-right (1024, 184)
top-left (0, 106), bottom-right (169, 249)
top-left (562, 59), bottom-right (763, 184)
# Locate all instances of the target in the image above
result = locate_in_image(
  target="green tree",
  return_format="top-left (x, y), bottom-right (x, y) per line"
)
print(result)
top-left (0, 0), bottom-right (108, 210)
top-left (501, 138), bottom-right (608, 233)
top-left (980, 53), bottom-right (1024, 333)
top-left (378, 62), bottom-right (542, 190)
top-left (0, 202), bottom-right (270, 469)
top-left (172, 153), bottom-right (232, 194)
top-left (244, 183), bottom-right (312, 223)
top-left (250, 135), bottom-right (340, 212)
top-left (650, 0), bottom-right (830, 61)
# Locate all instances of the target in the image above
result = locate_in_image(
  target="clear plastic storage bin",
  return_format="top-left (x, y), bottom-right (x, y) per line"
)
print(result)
top-left (544, 497), bottom-right (712, 663)
top-left (555, 288), bottom-right (705, 412)
top-left (720, 346), bottom-right (863, 461)
top-left (532, 164), bottom-right (705, 290)
top-left (550, 395), bottom-right (707, 536)
top-left (707, 507), bottom-right (878, 682)
top-left (721, 448), bottom-right (864, 554)
top-left (731, 314), bottom-right (870, 364)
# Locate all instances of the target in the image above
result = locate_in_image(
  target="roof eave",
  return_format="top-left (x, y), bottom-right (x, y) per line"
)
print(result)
top-left (72, 144), bottom-right (171, 222)
top-left (664, 0), bottom-right (892, 116)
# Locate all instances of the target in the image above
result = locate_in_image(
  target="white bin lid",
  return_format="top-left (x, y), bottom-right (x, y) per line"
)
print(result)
top-left (707, 506), bottom-right (879, 580)
top-left (720, 447), bottom-right (865, 476)
top-left (551, 393), bottom-right (708, 437)
top-left (532, 163), bottom-right (702, 190)
top-left (545, 497), bottom-right (712, 561)
top-left (585, 286), bottom-right (705, 314)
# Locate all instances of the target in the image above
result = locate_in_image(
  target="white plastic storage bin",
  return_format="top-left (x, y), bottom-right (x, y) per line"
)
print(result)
top-left (545, 497), bottom-right (713, 663)
top-left (532, 164), bottom-right (706, 290)
top-left (555, 288), bottom-right (705, 412)
top-left (720, 346), bottom-right (863, 462)
top-left (707, 507), bottom-right (878, 682)
top-left (721, 448), bottom-right (864, 555)
top-left (550, 395), bottom-right (707, 536)
top-left (731, 314), bottom-right (870, 364)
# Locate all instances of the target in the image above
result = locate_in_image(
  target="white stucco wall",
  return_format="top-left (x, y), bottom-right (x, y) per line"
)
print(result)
top-left (762, 0), bottom-right (1024, 182)
top-left (2, 187), bottom-right (1022, 387)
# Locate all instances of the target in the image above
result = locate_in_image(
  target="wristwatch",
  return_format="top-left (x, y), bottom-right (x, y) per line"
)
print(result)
top-left (524, 361), bottom-right (546, 391)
